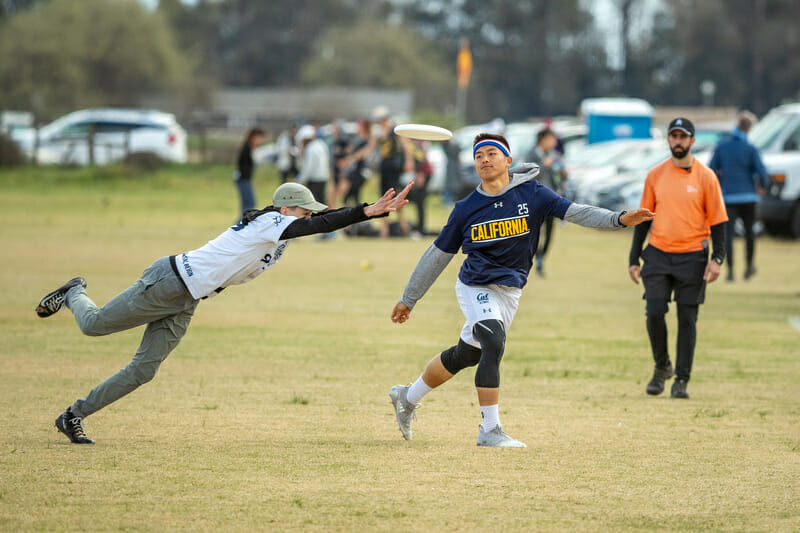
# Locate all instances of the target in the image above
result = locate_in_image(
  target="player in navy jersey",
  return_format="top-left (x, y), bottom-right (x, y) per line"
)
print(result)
top-left (389, 133), bottom-right (654, 447)
top-left (36, 181), bottom-right (412, 444)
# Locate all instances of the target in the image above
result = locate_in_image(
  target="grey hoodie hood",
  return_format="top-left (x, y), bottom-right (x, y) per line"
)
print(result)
top-left (475, 162), bottom-right (541, 198)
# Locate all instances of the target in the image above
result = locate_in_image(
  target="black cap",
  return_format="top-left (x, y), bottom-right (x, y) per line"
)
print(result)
top-left (668, 117), bottom-right (695, 136)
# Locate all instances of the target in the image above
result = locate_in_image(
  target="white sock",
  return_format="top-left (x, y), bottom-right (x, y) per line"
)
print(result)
top-left (406, 375), bottom-right (433, 405)
top-left (480, 404), bottom-right (500, 431)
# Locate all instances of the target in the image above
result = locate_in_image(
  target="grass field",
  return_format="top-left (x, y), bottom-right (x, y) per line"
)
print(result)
top-left (1, 165), bottom-right (799, 531)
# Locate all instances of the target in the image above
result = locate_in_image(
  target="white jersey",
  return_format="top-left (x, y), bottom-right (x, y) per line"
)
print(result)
top-left (174, 212), bottom-right (298, 299)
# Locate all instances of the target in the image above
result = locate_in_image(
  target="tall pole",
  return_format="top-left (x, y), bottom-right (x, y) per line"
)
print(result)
top-left (456, 37), bottom-right (472, 123)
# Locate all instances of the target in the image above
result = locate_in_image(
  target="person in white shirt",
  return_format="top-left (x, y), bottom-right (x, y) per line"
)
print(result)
top-left (37, 181), bottom-right (412, 444)
top-left (276, 123), bottom-right (299, 183)
top-left (295, 124), bottom-right (331, 205)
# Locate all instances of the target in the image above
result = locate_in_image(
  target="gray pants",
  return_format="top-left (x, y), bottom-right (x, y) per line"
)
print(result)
top-left (65, 257), bottom-right (199, 418)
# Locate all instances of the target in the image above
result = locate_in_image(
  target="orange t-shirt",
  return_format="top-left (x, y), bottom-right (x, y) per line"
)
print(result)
top-left (640, 158), bottom-right (728, 253)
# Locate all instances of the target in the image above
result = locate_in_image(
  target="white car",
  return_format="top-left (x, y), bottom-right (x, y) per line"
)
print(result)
top-left (12, 108), bottom-right (187, 165)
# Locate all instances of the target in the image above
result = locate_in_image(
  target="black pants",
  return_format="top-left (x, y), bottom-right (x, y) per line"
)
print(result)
top-left (536, 216), bottom-right (554, 260)
top-left (305, 181), bottom-right (327, 205)
top-left (408, 181), bottom-right (428, 233)
top-left (646, 300), bottom-right (699, 381)
top-left (724, 202), bottom-right (757, 273)
top-left (641, 245), bottom-right (707, 381)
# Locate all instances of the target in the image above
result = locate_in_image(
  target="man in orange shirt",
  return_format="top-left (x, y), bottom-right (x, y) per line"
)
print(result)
top-left (628, 118), bottom-right (728, 399)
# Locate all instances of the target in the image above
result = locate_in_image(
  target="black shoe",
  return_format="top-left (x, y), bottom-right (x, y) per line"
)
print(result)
top-left (646, 364), bottom-right (674, 395)
top-left (671, 378), bottom-right (689, 399)
top-left (36, 277), bottom-right (86, 318)
top-left (744, 265), bottom-right (757, 280)
top-left (55, 409), bottom-right (95, 444)
top-left (726, 270), bottom-right (734, 282)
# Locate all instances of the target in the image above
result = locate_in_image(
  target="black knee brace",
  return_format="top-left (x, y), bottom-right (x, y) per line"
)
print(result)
top-left (440, 339), bottom-right (482, 375)
top-left (473, 319), bottom-right (506, 388)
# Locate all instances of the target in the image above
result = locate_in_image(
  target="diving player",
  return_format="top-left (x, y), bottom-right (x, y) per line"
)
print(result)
top-left (389, 133), bottom-right (654, 447)
top-left (37, 181), bottom-right (412, 444)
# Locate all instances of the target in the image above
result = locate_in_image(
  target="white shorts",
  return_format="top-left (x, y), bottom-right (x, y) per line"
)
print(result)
top-left (455, 279), bottom-right (522, 348)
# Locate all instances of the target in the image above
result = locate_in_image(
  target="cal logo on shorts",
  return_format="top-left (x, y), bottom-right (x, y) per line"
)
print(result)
top-left (470, 216), bottom-right (530, 243)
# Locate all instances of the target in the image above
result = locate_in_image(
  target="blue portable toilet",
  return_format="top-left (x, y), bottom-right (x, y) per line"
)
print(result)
top-left (580, 98), bottom-right (654, 144)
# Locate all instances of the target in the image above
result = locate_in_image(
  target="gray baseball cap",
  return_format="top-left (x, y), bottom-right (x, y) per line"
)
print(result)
top-left (272, 182), bottom-right (328, 212)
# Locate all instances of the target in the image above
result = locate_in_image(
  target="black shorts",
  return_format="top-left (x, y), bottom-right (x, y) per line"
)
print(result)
top-left (305, 181), bottom-right (327, 205)
top-left (381, 171), bottom-right (401, 194)
top-left (641, 245), bottom-right (708, 305)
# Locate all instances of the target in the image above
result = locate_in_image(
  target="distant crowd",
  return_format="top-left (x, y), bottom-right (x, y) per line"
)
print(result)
top-left (234, 108), bottom-right (570, 242)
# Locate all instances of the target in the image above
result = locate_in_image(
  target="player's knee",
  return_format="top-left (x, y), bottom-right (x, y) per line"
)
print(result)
top-left (440, 340), bottom-right (482, 375)
top-left (473, 320), bottom-right (506, 388)
top-left (473, 319), bottom-right (506, 356)
top-left (131, 361), bottom-right (161, 386)
top-left (646, 298), bottom-right (668, 318)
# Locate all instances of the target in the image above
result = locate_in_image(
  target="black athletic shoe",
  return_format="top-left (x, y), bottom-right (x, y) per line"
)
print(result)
top-left (671, 378), bottom-right (689, 399)
top-left (36, 277), bottom-right (86, 318)
top-left (744, 265), bottom-right (757, 280)
top-left (55, 409), bottom-right (94, 444)
top-left (646, 364), bottom-right (674, 395)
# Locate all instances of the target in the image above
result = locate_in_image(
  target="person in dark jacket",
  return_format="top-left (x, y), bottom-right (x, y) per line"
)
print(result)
top-left (234, 128), bottom-right (266, 216)
top-left (709, 112), bottom-right (770, 281)
top-left (526, 128), bottom-right (567, 276)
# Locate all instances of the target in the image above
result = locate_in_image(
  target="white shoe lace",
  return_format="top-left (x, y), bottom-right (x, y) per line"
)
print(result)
top-left (69, 416), bottom-right (88, 439)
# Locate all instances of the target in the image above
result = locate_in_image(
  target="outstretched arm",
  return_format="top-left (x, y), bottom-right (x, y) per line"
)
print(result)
top-left (391, 244), bottom-right (455, 324)
top-left (281, 182), bottom-right (413, 239)
top-left (563, 203), bottom-right (654, 228)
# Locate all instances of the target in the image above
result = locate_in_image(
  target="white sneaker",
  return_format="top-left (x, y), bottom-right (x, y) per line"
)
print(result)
top-left (476, 424), bottom-right (526, 448)
top-left (389, 384), bottom-right (418, 440)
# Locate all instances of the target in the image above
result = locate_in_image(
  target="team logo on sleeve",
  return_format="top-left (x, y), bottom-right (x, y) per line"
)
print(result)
top-left (470, 215), bottom-right (530, 243)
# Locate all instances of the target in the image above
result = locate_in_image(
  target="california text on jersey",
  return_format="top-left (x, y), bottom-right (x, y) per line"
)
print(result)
top-left (470, 216), bottom-right (530, 243)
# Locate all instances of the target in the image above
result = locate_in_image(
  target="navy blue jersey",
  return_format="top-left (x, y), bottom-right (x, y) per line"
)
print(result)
top-left (434, 180), bottom-right (572, 288)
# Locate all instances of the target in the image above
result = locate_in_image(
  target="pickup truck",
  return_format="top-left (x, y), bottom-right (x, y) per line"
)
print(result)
top-left (749, 103), bottom-right (800, 237)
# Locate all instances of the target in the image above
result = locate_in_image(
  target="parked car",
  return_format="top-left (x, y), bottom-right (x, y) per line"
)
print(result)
top-left (563, 139), bottom-right (659, 201)
top-left (745, 103), bottom-right (800, 237)
top-left (11, 108), bottom-right (188, 165)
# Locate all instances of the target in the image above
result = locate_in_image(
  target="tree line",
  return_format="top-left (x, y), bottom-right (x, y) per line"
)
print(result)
top-left (1, 0), bottom-right (798, 123)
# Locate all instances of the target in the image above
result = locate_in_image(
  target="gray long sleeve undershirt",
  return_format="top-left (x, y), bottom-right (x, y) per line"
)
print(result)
top-left (399, 203), bottom-right (627, 309)
top-left (563, 203), bottom-right (625, 228)
top-left (400, 244), bottom-right (454, 309)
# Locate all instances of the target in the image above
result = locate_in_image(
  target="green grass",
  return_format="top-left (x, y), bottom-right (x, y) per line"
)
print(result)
top-left (1, 165), bottom-right (799, 531)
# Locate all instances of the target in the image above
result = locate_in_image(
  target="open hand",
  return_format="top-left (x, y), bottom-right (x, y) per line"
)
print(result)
top-left (391, 302), bottom-right (411, 324)
top-left (620, 208), bottom-right (655, 226)
top-left (364, 181), bottom-right (414, 217)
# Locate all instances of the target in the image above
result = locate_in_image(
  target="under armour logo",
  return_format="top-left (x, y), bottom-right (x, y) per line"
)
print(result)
top-left (687, 185), bottom-right (699, 193)
top-left (676, 119), bottom-right (682, 125)
top-left (494, 202), bottom-right (503, 208)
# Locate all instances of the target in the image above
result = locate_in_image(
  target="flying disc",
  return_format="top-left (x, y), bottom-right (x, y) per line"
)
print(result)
top-left (394, 123), bottom-right (453, 141)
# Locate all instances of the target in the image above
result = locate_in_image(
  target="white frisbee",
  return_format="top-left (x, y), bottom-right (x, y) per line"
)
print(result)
top-left (394, 123), bottom-right (453, 141)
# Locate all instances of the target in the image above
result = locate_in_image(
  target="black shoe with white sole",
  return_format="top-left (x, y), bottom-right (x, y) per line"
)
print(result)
top-left (55, 409), bottom-right (95, 444)
top-left (36, 277), bottom-right (86, 318)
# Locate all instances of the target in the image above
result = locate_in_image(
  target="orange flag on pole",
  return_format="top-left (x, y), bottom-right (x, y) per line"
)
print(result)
top-left (457, 38), bottom-right (473, 89)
